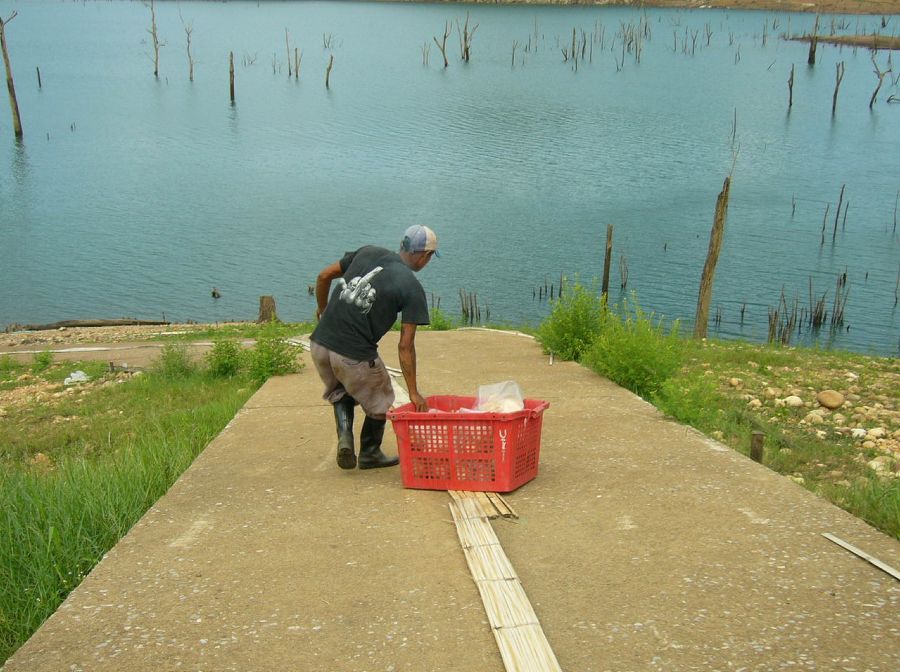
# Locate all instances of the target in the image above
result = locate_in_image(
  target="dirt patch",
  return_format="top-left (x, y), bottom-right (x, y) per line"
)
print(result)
top-left (0, 324), bottom-right (219, 349)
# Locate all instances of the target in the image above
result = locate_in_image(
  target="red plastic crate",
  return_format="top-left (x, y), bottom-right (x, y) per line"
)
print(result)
top-left (387, 395), bottom-right (550, 493)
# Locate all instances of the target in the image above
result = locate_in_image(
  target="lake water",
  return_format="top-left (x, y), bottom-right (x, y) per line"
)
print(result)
top-left (0, 1), bottom-right (897, 354)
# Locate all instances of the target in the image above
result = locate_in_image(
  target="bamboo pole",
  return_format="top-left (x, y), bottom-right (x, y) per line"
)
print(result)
top-left (694, 177), bottom-right (731, 339)
top-left (0, 11), bottom-right (22, 138)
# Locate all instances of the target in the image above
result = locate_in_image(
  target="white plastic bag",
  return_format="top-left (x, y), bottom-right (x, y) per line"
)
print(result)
top-left (476, 380), bottom-right (525, 413)
top-left (64, 370), bottom-right (90, 386)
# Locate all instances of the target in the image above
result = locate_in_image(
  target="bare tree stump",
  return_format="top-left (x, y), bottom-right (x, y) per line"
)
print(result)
top-left (1, 11), bottom-right (23, 139)
top-left (601, 224), bottom-right (613, 299)
top-left (807, 15), bottom-right (819, 65)
top-left (258, 295), bottom-right (279, 323)
top-left (694, 176), bottom-right (731, 339)
top-left (750, 431), bottom-right (764, 463)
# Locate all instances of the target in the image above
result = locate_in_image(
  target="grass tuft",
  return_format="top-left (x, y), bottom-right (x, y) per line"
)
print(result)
top-left (0, 329), bottom-right (309, 664)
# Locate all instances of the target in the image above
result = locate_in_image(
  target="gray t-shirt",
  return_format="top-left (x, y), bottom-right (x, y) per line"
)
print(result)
top-left (310, 246), bottom-right (430, 361)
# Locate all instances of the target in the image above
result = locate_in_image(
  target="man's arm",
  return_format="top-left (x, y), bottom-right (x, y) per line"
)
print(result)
top-left (315, 261), bottom-right (344, 319)
top-left (398, 322), bottom-right (427, 412)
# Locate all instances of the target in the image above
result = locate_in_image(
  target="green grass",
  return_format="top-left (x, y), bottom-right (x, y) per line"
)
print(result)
top-left (658, 342), bottom-right (899, 538)
top-left (536, 285), bottom-right (899, 540)
top-left (144, 320), bottom-right (316, 342)
top-left (0, 336), bottom-right (305, 665)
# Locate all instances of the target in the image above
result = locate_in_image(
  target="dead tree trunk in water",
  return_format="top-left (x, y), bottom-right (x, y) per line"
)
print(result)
top-left (181, 11), bottom-right (194, 82)
top-left (229, 51), bottom-right (235, 102)
top-left (601, 224), bottom-right (613, 299)
top-left (870, 54), bottom-right (889, 108)
top-left (258, 296), bottom-right (279, 323)
top-left (833, 184), bottom-right (845, 241)
top-left (457, 12), bottom-right (478, 62)
top-left (787, 64), bottom-right (794, 108)
top-left (285, 28), bottom-right (293, 77)
top-left (325, 54), bottom-right (333, 88)
top-left (434, 21), bottom-right (451, 68)
top-left (0, 11), bottom-right (22, 138)
top-left (146, 0), bottom-right (164, 78)
top-left (807, 14), bottom-right (819, 65)
top-left (832, 61), bottom-right (845, 115)
top-left (694, 177), bottom-right (731, 339)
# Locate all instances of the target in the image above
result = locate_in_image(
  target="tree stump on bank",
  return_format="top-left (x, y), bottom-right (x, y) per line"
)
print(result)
top-left (258, 295), bottom-right (279, 323)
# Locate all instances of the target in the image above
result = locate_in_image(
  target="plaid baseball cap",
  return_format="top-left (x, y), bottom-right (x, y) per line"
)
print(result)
top-left (401, 225), bottom-right (440, 257)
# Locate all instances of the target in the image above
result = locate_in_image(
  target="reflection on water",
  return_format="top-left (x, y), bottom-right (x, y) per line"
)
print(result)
top-left (0, 0), bottom-right (897, 354)
top-left (10, 138), bottom-right (29, 187)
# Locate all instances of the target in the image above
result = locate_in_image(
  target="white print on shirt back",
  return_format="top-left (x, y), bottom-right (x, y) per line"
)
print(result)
top-left (337, 266), bottom-right (383, 315)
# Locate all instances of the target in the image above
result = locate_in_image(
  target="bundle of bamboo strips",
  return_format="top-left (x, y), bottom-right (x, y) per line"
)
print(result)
top-left (448, 499), bottom-right (562, 672)
top-left (449, 489), bottom-right (518, 519)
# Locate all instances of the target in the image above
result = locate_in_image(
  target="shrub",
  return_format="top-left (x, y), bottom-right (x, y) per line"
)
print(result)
top-left (537, 282), bottom-right (605, 361)
top-left (653, 373), bottom-right (723, 429)
top-left (152, 343), bottom-right (197, 379)
top-left (428, 307), bottom-right (454, 331)
top-left (582, 296), bottom-right (683, 399)
top-left (246, 336), bottom-right (302, 384)
top-left (206, 338), bottom-right (243, 378)
top-left (30, 351), bottom-right (54, 375)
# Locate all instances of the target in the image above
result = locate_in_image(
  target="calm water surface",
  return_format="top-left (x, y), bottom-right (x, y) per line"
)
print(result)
top-left (0, 1), bottom-right (898, 354)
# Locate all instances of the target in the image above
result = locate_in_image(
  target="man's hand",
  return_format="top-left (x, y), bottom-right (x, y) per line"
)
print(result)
top-left (410, 391), bottom-right (428, 412)
top-left (399, 323), bottom-right (428, 412)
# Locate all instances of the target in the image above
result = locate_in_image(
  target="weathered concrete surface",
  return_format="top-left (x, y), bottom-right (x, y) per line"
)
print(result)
top-left (4, 329), bottom-right (898, 671)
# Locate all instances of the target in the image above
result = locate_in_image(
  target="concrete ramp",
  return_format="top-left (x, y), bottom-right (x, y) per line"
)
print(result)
top-left (5, 330), bottom-right (898, 671)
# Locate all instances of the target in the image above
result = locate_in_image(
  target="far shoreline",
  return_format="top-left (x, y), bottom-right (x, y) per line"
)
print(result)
top-left (380, 0), bottom-right (900, 16)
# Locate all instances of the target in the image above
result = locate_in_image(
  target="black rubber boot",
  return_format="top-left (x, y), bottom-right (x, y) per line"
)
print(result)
top-left (333, 395), bottom-right (357, 470)
top-left (358, 416), bottom-right (399, 470)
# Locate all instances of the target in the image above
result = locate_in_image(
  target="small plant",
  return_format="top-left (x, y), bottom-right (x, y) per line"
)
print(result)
top-left (246, 336), bottom-right (302, 384)
top-left (205, 338), bottom-right (243, 378)
top-left (152, 343), bottom-right (197, 379)
top-left (30, 351), bottom-right (54, 375)
top-left (654, 373), bottom-right (724, 428)
top-left (0, 354), bottom-right (23, 382)
top-left (537, 281), bottom-right (605, 362)
top-left (428, 307), bottom-right (454, 331)
top-left (582, 296), bottom-right (683, 399)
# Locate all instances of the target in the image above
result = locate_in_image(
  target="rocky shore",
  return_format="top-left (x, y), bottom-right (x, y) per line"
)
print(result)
top-left (383, 0), bottom-right (900, 17)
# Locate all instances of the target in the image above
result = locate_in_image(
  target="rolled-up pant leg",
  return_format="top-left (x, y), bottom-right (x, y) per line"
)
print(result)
top-left (310, 341), bottom-right (395, 420)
